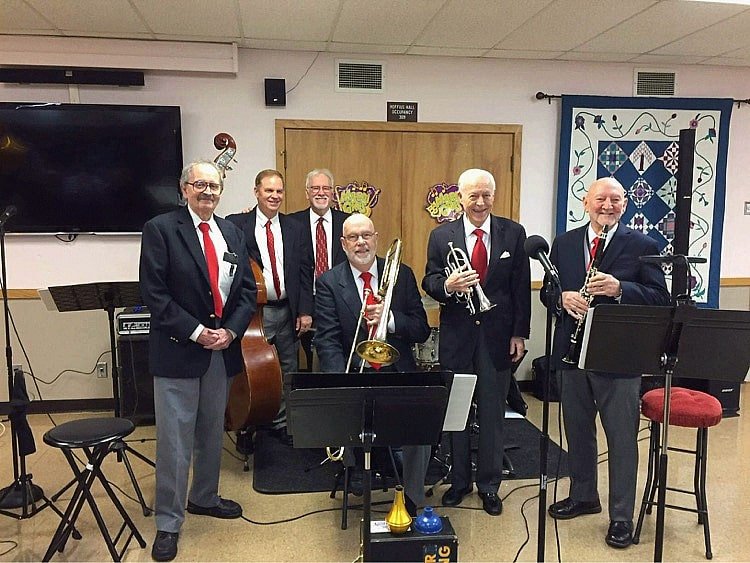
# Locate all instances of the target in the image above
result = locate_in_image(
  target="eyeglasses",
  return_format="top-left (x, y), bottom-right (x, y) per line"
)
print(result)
top-left (343, 232), bottom-right (375, 242)
top-left (307, 185), bottom-right (333, 194)
top-left (186, 180), bottom-right (223, 194)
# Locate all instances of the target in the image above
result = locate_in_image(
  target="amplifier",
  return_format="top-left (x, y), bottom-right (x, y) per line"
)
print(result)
top-left (366, 516), bottom-right (458, 562)
top-left (117, 307), bottom-right (150, 335)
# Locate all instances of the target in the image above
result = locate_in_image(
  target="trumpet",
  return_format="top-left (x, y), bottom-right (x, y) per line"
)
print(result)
top-left (444, 242), bottom-right (495, 315)
top-left (562, 224), bottom-right (610, 365)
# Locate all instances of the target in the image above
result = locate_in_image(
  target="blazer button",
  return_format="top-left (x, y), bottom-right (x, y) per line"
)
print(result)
top-left (209, 314), bottom-right (216, 319)
top-left (475, 320), bottom-right (481, 326)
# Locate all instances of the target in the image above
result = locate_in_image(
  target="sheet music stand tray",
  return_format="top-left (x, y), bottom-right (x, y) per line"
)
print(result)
top-left (288, 372), bottom-right (450, 562)
top-left (40, 281), bottom-right (154, 517)
top-left (580, 303), bottom-right (750, 561)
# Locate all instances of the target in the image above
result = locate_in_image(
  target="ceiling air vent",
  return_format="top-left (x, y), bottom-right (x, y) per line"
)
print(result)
top-left (336, 59), bottom-right (384, 93)
top-left (634, 69), bottom-right (676, 97)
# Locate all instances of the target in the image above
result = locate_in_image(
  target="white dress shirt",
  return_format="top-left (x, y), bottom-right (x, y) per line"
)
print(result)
top-left (255, 209), bottom-right (286, 301)
top-left (308, 208), bottom-right (334, 268)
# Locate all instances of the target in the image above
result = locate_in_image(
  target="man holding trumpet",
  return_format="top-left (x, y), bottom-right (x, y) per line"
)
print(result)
top-left (423, 168), bottom-right (531, 516)
top-left (314, 213), bottom-right (431, 514)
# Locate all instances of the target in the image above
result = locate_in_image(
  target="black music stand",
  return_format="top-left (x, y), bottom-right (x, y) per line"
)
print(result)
top-left (580, 303), bottom-right (750, 562)
top-left (288, 372), bottom-right (450, 562)
top-left (40, 281), bottom-right (154, 516)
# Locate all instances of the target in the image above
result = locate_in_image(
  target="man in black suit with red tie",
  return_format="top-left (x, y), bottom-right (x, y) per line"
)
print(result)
top-left (226, 169), bottom-right (314, 445)
top-left (423, 168), bottom-right (531, 516)
top-left (543, 177), bottom-right (669, 549)
top-left (140, 160), bottom-right (256, 561)
top-left (287, 168), bottom-right (349, 367)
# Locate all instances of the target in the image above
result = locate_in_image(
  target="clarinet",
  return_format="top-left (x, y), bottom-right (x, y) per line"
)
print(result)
top-left (561, 225), bottom-right (610, 365)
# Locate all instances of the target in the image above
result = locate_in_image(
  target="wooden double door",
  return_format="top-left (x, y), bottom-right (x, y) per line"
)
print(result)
top-left (276, 120), bottom-right (522, 288)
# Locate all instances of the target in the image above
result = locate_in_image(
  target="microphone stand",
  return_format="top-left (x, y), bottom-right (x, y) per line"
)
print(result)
top-left (537, 275), bottom-right (561, 561)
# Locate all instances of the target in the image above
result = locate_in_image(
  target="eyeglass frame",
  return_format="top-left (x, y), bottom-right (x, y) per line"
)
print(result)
top-left (306, 185), bottom-right (333, 194)
top-left (343, 232), bottom-right (376, 243)
top-left (185, 180), bottom-right (224, 194)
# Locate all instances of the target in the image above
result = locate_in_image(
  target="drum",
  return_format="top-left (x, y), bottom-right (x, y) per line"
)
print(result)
top-left (413, 327), bottom-right (439, 368)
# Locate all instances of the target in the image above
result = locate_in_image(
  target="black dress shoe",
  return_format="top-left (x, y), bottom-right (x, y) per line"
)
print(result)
top-left (441, 486), bottom-right (472, 507)
top-left (151, 531), bottom-right (178, 562)
top-left (186, 497), bottom-right (242, 519)
top-left (347, 468), bottom-right (364, 497)
top-left (405, 495), bottom-right (417, 518)
top-left (478, 492), bottom-right (503, 516)
top-left (548, 497), bottom-right (602, 520)
top-left (606, 520), bottom-right (633, 548)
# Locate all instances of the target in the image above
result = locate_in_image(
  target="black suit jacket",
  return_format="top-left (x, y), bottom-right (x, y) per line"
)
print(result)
top-left (287, 208), bottom-right (349, 272)
top-left (225, 208), bottom-right (314, 320)
top-left (422, 215), bottom-right (531, 371)
top-left (139, 206), bottom-right (257, 379)
top-left (314, 257), bottom-right (430, 373)
top-left (544, 223), bottom-right (670, 371)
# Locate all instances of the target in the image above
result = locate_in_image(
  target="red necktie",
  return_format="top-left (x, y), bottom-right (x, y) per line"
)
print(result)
top-left (359, 271), bottom-right (381, 370)
top-left (314, 217), bottom-right (329, 279)
top-left (471, 228), bottom-right (488, 285)
top-left (265, 220), bottom-right (282, 298)
top-left (198, 222), bottom-right (223, 318)
top-left (587, 236), bottom-right (600, 271)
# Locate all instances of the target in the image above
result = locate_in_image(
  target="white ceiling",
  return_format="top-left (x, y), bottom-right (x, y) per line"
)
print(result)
top-left (2, 0), bottom-right (750, 68)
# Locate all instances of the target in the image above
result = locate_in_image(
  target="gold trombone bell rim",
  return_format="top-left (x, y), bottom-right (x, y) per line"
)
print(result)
top-left (355, 340), bottom-right (400, 366)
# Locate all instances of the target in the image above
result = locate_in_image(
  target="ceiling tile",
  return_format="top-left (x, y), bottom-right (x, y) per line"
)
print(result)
top-left (576, 0), bottom-right (745, 54)
top-left (406, 45), bottom-right (487, 57)
top-left (416, 0), bottom-right (554, 49)
top-left (240, 38), bottom-right (327, 52)
top-left (630, 54), bottom-right (708, 65)
top-left (238, 0), bottom-right (339, 41)
top-left (484, 49), bottom-right (563, 60)
top-left (653, 9), bottom-right (750, 56)
top-left (328, 42), bottom-right (408, 55)
top-left (132, 0), bottom-right (241, 37)
top-left (26, 0), bottom-right (148, 34)
top-left (333, 0), bottom-right (442, 44)
top-left (496, 0), bottom-right (657, 51)
top-left (556, 51), bottom-right (635, 63)
top-left (0, 0), bottom-right (56, 32)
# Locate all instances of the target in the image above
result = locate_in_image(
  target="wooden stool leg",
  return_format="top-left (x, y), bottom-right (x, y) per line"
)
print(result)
top-left (698, 428), bottom-right (712, 559)
top-left (634, 421), bottom-right (659, 543)
top-left (645, 422), bottom-right (661, 515)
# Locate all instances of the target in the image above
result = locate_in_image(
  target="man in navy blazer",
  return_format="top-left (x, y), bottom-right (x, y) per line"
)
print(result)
top-left (226, 169), bottom-right (314, 444)
top-left (140, 160), bottom-right (256, 561)
top-left (314, 213), bottom-right (431, 511)
top-left (423, 168), bottom-right (531, 516)
top-left (543, 177), bottom-right (669, 549)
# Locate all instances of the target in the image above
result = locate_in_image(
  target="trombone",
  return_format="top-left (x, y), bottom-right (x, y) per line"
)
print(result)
top-left (445, 242), bottom-right (495, 315)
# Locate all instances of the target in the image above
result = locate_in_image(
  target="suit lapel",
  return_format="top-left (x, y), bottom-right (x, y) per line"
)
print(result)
top-left (216, 216), bottom-right (242, 298)
top-left (486, 215), bottom-right (505, 281)
top-left (598, 224), bottom-right (629, 273)
top-left (338, 264), bottom-right (365, 329)
top-left (177, 207), bottom-right (210, 286)
top-left (279, 213), bottom-right (294, 280)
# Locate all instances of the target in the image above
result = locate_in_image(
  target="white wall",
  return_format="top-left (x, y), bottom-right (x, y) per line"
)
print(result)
top-left (2, 48), bottom-right (749, 290)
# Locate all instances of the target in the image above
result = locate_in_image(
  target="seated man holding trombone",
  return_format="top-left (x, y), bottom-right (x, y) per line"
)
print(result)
top-left (314, 213), bottom-right (431, 515)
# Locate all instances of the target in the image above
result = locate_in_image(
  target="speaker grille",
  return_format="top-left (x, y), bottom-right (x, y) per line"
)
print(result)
top-left (337, 60), bottom-right (384, 92)
top-left (635, 70), bottom-right (676, 97)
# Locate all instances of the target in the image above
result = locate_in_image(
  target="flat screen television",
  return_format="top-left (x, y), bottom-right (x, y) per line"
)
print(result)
top-left (0, 102), bottom-right (183, 233)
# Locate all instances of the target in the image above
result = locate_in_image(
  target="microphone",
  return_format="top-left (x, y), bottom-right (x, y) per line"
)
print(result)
top-left (524, 235), bottom-right (560, 287)
top-left (0, 205), bottom-right (17, 228)
top-left (639, 254), bottom-right (707, 265)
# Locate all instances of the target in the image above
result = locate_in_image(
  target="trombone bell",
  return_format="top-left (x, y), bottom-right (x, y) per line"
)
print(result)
top-left (356, 339), bottom-right (400, 366)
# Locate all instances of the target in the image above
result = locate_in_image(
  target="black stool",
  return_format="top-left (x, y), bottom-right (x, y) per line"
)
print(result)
top-left (42, 417), bottom-right (146, 561)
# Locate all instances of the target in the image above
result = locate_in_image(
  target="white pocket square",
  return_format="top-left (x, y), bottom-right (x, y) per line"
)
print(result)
top-left (499, 251), bottom-right (511, 259)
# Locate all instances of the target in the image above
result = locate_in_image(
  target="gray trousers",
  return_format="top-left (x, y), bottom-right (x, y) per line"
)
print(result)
top-left (263, 302), bottom-right (298, 429)
top-left (560, 369), bottom-right (641, 522)
top-left (153, 351), bottom-right (231, 533)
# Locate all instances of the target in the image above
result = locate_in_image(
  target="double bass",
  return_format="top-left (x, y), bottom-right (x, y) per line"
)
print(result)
top-left (210, 133), bottom-right (283, 430)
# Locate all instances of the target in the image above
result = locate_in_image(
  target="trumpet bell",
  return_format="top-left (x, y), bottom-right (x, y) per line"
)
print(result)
top-left (355, 339), bottom-right (400, 366)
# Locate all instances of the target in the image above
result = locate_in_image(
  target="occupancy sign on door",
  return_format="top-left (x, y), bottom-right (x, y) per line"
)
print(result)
top-left (387, 101), bottom-right (418, 122)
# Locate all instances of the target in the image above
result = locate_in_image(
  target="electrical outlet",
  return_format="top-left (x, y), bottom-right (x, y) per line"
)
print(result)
top-left (12, 363), bottom-right (22, 374)
top-left (96, 362), bottom-right (108, 378)
top-left (745, 201), bottom-right (750, 216)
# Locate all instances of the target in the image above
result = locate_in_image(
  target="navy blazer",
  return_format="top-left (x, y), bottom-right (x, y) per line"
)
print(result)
top-left (287, 207), bottom-right (349, 271)
top-left (314, 257), bottom-right (430, 373)
top-left (225, 208), bottom-right (314, 320)
top-left (422, 215), bottom-right (531, 371)
top-left (544, 223), bottom-right (670, 370)
top-left (139, 205), bottom-right (257, 379)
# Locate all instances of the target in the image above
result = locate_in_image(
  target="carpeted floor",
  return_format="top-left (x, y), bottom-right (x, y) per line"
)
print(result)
top-left (253, 418), bottom-right (568, 494)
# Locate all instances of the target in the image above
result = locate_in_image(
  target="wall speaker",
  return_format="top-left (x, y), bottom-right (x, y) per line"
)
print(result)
top-left (117, 335), bottom-right (155, 426)
top-left (264, 78), bottom-right (286, 106)
top-left (0, 67), bottom-right (144, 86)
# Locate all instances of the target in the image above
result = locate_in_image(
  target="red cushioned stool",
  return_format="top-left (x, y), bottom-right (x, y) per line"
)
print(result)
top-left (633, 387), bottom-right (722, 559)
